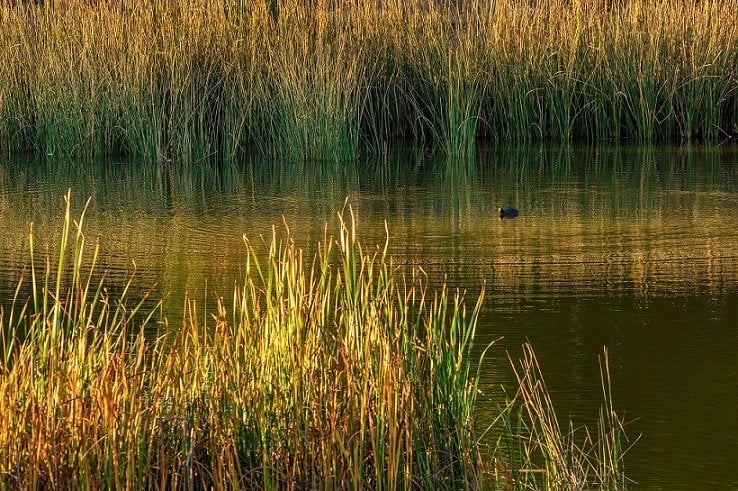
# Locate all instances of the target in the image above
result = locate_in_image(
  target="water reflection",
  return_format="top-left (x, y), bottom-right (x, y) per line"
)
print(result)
top-left (2, 146), bottom-right (737, 316)
top-left (1, 145), bottom-right (738, 488)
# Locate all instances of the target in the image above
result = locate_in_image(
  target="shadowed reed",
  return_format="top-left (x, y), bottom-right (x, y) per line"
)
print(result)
top-left (0, 0), bottom-right (736, 161)
top-left (0, 192), bottom-right (629, 489)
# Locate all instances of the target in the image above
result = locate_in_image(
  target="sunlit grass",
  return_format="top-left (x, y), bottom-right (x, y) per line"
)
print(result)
top-left (493, 345), bottom-right (632, 490)
top-left (0, 0), bottom-right (735, 161)
top-left (0, 192), bottom-right (630, 489)
top-left (1, 192), bottom-right (487, 488)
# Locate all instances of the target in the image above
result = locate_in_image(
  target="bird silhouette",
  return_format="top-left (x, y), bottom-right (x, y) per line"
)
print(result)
top-left (499, 207), bottom-right (519, 219)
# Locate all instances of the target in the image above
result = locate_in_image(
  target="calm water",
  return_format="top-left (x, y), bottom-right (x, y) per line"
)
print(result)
top-left (1, 145), bottom-right (738, 489)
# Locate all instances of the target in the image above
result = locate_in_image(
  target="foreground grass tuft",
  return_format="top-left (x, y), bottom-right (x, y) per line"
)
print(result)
top-left (0, 193), bottom-right (629, 489)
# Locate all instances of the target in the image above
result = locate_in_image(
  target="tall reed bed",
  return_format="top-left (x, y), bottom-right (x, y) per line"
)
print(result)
top-left (0, 0), bottom-right (735, 160)
top-left (0, 192), bottom-right (629, 489)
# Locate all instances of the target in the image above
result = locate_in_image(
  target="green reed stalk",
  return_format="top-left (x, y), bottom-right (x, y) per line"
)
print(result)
top-left (266, 3), bottom-right (368, 163)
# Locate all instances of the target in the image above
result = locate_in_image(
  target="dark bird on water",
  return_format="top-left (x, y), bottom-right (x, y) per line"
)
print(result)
top-left (499, 207), bottom-right (519, 219)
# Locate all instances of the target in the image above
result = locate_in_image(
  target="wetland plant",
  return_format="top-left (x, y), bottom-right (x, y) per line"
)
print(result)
top-left (0, 0), bottom-right (735, 161)
top-left (0, 193), bottom-right (629, 489)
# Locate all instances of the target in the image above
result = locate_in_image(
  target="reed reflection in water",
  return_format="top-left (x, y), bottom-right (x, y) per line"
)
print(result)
top-left (1, 144), bottom-right (737, 488)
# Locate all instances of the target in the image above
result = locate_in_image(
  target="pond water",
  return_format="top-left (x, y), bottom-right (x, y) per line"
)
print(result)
top-left (1, 145), bottom-right (738, 489)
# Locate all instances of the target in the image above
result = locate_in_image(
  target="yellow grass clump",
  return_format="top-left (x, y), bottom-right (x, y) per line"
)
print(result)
top-left (0, 191), bottom-right (631, 489)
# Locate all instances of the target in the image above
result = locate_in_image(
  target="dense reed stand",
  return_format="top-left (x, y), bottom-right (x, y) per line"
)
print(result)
top-left (0, 0), bottom-right (735, 161)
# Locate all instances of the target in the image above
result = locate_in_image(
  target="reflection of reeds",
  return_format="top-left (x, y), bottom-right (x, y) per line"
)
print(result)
top-left (0, 193), bottom-right (629, 489)
top-left (1, 146), bottom-right (736, 309)
top-left (1, 1), bottom-right (736, 160)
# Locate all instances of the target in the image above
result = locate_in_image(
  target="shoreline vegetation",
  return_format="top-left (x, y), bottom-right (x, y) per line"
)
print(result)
top-left (0, 192), bottom-right (630, 489)
top-left (0, 0), bottom-right (736, 162)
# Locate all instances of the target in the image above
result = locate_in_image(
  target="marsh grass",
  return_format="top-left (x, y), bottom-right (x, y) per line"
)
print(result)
top-left (488, 345), bottom-right (632, 490)
top-left (1, 0), bottom-right (736, 161)
top-left (266, 5), bottom-right (368, 162)
top-left (0, 192), bottom-right (487, 488)
top-left (0, 192), bottom-right (630, 489)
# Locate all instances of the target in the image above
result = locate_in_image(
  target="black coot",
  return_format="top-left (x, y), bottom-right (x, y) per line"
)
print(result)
top-left (499, 207), bottom-right (519, 219)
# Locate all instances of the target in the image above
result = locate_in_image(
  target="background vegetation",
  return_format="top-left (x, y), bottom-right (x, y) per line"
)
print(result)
top-left (0, 0), bottom-right (736, 162)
